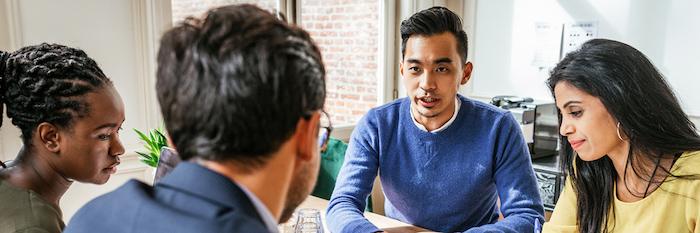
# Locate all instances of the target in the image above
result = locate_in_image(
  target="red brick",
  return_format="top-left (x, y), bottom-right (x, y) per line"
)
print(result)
top-left (173, 0), bottom-right (381, 126)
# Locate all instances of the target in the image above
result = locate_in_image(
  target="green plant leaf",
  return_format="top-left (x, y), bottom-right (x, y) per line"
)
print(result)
top-left (134, 129), bottom-right (150, 143)
top-left (136, 151), bottom-right (152, 161)
top-left (133, 128), bottom-right (169, 168)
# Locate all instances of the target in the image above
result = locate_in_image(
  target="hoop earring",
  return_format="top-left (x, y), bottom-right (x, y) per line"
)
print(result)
top-left (616, 122), bottom-right (625, 141)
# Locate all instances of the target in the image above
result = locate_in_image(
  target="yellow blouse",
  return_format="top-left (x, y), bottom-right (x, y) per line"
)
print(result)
top-left (543, 151), bottom-right (700, 233)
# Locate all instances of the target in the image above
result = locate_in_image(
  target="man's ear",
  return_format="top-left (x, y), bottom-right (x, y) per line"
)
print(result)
top-left (295, 112), bottom-right (320, 162)
top-left (460, 62), bottom-right (473, 85)
top-left (37, 122), bottom-right (61, 153)
top-left (399, 61), bottom-right (404, 77)
top-left (165, 131), bottom-right (176, 150)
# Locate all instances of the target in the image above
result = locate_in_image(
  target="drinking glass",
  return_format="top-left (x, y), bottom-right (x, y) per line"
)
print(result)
top-left (294, 208), bottom-right (323, 233)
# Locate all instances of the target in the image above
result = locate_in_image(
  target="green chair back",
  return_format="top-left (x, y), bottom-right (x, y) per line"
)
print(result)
top-left (311, 138), bottom-right (372, 212)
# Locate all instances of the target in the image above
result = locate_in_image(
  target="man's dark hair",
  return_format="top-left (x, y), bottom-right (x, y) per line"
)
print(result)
top-left (0, 43), bottom-right (111, 144)
top-left (400, 6), bottom-right (469, 63)
top-left (156, 4), bottom-right (326, 166)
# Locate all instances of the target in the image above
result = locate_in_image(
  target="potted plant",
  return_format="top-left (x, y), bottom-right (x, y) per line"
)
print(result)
top-left (134, 128), bottom-right (167, 168)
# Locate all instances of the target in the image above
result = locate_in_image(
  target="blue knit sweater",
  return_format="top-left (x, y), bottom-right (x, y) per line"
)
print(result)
top-left (326, 95), bottom-right (544, 233)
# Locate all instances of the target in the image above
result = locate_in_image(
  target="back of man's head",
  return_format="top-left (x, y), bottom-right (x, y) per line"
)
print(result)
top-left (400, 6), bottom-right (469, 63)
top-left (156, 4), bottom-right (326, 167)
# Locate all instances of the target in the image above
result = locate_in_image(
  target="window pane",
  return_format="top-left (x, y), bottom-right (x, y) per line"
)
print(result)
top-left (300, 0), bottom-right (380, 126)
top-left (171, 0), bottom-right (277, 24)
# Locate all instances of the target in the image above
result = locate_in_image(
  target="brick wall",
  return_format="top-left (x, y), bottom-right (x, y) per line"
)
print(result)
top-left (301, 0), bottom-right (379, 126)
top-left (171, 0), bottom-right (380, 126)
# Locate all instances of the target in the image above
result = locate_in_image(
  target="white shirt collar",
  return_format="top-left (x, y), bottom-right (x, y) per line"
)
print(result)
top-left (236, 182), bottom-right (280, 233)
top-left (410, 96), bottom-right (461, 133)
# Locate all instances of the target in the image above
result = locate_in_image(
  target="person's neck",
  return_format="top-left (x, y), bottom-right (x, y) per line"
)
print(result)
top-left (608, 141), bottom-right (672, 202)
top-left (200, 144), bottom-right (295, 223)
top-left (412, 98), bottom-right (456, 132)
top-left (3, 147), bottom-right (72, 207)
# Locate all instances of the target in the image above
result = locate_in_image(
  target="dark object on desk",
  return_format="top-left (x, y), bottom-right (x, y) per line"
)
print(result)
top-left (491, 96), bottom-right (559, 159)
top-left (521, 101), bottom-right (559, 159)
top-left (531, 155), bottom-right (565, 211)
top-left (492, 96), bottom-right (565, 210)
top-left (491, 96), bottom-right (536, 128)
top-left (154, 147), bottom-right (181, 182)
top-left (490, 95), bottom-right (534, 109)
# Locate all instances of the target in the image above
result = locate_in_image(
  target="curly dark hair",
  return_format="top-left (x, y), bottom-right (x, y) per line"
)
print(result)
top-left (0, 43), bottom-right (112, 145)
top-left (156, 4), bottom-right (326, 166)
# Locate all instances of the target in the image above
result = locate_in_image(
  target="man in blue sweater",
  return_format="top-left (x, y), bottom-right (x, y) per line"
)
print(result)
top-left (326, 6), bottom-right (544, 233)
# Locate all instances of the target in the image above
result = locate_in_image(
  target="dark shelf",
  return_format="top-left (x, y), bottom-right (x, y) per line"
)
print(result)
top-left (531, 154), bottom-right (565, 211)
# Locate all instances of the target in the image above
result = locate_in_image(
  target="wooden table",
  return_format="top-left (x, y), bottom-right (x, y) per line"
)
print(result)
top-left (280, 196), bottom-right (432, 233)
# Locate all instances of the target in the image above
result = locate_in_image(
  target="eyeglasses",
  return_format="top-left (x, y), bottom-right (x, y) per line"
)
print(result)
top-left (318, 110), bottom-right (333, 152)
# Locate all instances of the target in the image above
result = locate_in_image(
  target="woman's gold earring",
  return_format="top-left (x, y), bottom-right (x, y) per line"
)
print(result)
top-left (616, 122), bottom-right (625, 141)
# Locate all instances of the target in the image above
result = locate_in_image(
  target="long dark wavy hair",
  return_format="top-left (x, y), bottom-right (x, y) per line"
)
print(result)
top-left (548, 39), bottom-right (700, 233)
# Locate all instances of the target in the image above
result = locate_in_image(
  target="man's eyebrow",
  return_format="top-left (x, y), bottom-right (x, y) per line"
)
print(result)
top-left (433, 57), bottom-right (452, 64)
top-left (405, 58), bottom-right (421, 64)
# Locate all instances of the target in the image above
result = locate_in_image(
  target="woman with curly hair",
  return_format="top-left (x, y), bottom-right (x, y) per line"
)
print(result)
top-left (0, 43), bottom-right (125, 233)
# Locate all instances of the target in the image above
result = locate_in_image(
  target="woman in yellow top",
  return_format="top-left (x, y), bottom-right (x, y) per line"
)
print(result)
top-left (543, 39), bottom-right (700, 233)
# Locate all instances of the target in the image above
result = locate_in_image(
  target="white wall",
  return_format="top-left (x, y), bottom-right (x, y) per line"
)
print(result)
top-left (0, 2), bottom-right (9, 47)
top-left (0, 0), bottom-right (162, 221)
top-left (466, 0), bottom-right (700, 121)
top-left (18, 0), bottom-right (145, 147)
